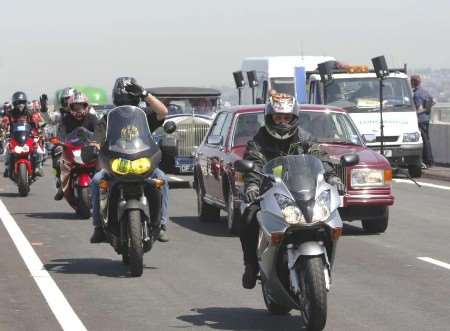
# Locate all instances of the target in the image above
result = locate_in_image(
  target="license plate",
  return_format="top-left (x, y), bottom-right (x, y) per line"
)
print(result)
top-left (375, 149), bottom-right (392, 157)
top-left (180, 165), bottom-right (193, 173)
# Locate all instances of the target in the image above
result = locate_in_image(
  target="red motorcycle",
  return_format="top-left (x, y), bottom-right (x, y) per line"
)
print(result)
top-left (7, 122), bottom-right (39, 196)
top-left (52, 127), bottom-right (97, 218)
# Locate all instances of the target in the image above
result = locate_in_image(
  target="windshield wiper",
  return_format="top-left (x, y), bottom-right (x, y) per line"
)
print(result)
top-left (314, 138), bottom-right (360, 145)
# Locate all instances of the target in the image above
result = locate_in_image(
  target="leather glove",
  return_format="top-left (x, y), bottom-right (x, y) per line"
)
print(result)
top-left (124, 81), bottom-right (148, 98)
top-left (40, 94), bottom-right (48, 112)
top-left (327, 175), bottom-right (345, 194)
top-left (245, 185), bottom-right (260, 203)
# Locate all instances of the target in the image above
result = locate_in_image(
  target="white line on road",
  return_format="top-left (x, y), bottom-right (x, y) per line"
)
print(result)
top-left (393, 179), bottom-right (450, 191)
top-left (0, 200), bottom-right (87, 331)
top-left (417, 257), bottom-right (450, 270)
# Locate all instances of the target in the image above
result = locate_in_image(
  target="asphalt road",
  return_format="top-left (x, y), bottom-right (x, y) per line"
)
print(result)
top-left (0, 164), bottom-right (449, 331)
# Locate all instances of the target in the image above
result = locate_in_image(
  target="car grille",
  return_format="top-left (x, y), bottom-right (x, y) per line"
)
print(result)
top-left (376, 136), bottom-right (399, 143)
top-left (175, 119), bottom-right (210, 157)
top-left (333, 164), bottom-right (348, 192)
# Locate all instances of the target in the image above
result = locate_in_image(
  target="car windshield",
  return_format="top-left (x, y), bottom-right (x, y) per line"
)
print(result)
top-left (65, 127), bottom-right (94, 146)
top-left (105, 106), bottom-right (157, 155)
top-left (325, 77), bottom-right (413, 112)
top-left (270, 77), bottom-right (295, 96)
top-left (298, 111), bottom-right (362, 145)
top-left (264, 155), bottom-right (324, 202)
top-left (160, 97), bottom-right (219, 117)
top-left (232, 112), bottom-right (265, 147)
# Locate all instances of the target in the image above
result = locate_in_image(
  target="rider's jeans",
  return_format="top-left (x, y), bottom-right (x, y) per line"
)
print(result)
top-left (91, 168), bottom-right (169, 227)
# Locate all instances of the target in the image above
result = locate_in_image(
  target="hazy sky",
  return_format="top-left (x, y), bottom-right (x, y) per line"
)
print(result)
top-left (1, 0), bottom-right (449, 100)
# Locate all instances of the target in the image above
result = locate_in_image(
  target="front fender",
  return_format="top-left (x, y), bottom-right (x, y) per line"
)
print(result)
top-left (117, 197), bottom-right (150, 222)
top-left (77, 173), bottom-right (92, 187)
top-left (15, 158), bottom-right (32, 174)
top-left (287, 241), bottom-right (328, 269)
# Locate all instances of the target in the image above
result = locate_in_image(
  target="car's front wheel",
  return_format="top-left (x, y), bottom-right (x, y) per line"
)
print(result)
top-left (362, 207), bottom-right (389, 233)
top-left (226, 186), bottom-right (240, 235)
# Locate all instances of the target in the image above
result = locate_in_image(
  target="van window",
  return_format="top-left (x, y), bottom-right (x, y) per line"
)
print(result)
top-left (270, 77), bottom-right (295, 96)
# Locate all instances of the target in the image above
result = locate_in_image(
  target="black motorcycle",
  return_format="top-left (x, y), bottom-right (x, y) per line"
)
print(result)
top-left (84, 105), bottom-right (175, 276)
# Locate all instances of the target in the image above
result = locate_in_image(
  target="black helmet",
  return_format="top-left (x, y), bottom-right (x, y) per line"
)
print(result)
top-left (12, 91), bottom-right (28, 107)
top-left (264, 93), bottom-right (299, 140)
top-left (112, 77), bottom-right (140, 106)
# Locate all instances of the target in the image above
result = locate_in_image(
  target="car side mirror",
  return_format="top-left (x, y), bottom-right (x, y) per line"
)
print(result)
top-left (163, 121), bottom-right (176, 134)
top-left (81, 145), bottom-right (99, 164)
top-left (234, 160), bottom-right (255, 173)
top-left (362, 134), bottom-right (376, 144)
top-left (207, 135), bottom-right (223, 145)
top-left (340, 153), bottom-right (359, 167)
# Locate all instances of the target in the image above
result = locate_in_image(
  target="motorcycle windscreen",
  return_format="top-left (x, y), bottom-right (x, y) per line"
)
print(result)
top-left (65, 127), bottom-right (94, 146)
top-left (263, 155), bottom-right (324, 202)
top-left (105, 106), bottom-right (158, 155)
top-left (11, 123), bottom-right (31, 145)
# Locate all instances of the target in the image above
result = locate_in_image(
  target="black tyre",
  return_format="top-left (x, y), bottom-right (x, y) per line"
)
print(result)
top-left (300, 256), bottom-right (327, 331)
top-left (362, 208), bottom-right (389, 234)
top-left (408, 165), bottom-right (422, 178)
top-left (261, 279), bottom-right (291, 315)
top-left (76, 187), bottom-right (91, 219)
top-left (122, 246), bottom-right (129, 265)
top-left (127, 210), bottom-right (144, 277)
top-left (226, 187), bottom-right (240, 235)
top-left (17, 163), bottom-right (29, 197)
top-left (196, 183), bottom-right (220, 222)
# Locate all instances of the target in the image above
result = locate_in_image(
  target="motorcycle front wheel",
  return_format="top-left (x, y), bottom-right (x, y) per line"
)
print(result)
top-left (76, 187), bottom-right (91, 219)
top-left (17, 163), bottom-right (29, 197)
top-left (127, 210), bottom-right (144, 277)
top-left (299, 256), bottom-right (327, 331)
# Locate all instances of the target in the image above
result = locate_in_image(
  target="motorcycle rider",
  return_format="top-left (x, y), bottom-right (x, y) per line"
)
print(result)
top-left (240, 93), bottom-right (342, 289)
top-left (53, 92), bottom-right (98, 200)
top-left (3, 92), bottom-right (44, 178)
top-left (89, 77), bottom-right (170, 243)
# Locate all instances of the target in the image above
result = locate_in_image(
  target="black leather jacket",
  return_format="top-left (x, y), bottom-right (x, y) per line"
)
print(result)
top-left (243, 126), bottom-right (335, 190)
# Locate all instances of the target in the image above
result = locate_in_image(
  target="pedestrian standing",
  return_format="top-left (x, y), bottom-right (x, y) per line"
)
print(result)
top-left (411, 75), bottom-right (435, 168)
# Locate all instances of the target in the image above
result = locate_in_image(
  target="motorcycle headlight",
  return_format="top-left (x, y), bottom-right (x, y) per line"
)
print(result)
top-left (351, 168), bottom-right (386, 187)
top-left (403, 132), bottom-right (420, 142)
top-left (312, 190), bottom-right (331, 223)
top-left (275, 194), bottom-right (305, 225)
top-left (111, 157), bottom-right (151, 175)
top-left (14, 145), bottom-right (29, 154)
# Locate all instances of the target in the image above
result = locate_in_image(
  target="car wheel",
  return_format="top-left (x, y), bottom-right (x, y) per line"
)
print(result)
top-left (362, 208), bottom-right (389, 234)
top-left (226, 186), bottom-right (241, 235)
top-left (196, 183), bottom-right (220, 222)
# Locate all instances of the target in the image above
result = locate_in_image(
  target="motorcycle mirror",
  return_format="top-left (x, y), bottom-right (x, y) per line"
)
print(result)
top-left (81, 145), bottom-right (99, 164)
top-left (340, 153), bottom-right (359, 167)
top-left (163, 121), bottom-right (176, 134)
top-left (234, 160), bottom-right (255, 173)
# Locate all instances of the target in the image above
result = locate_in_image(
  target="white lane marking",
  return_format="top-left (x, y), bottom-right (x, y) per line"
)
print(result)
top-left (393, 179), bottom-right (450, 191)
top-left (169, 176), bottom-right (184, 182)
top-left (417, 257), bottom-right (450, 270)
top-left (0, 200), bottom-right (87, 331)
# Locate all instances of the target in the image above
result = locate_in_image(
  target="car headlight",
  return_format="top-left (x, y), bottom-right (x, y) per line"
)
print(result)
top-left (351, 168), bottom-right (386, 187)
top-left (403, 132), bottom-right (420, 142)
top-left (312, 190), bottom-right (331, 223)
top-left (14, 145), bottom-right (29, 154)
top-left (275, 194), bottom-right (305, 225)
top-left (111, 157), bottom-right (151, 175)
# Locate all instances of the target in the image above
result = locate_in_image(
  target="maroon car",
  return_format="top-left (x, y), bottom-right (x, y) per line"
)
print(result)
top-left (193, 104), bottom-right (394, 234)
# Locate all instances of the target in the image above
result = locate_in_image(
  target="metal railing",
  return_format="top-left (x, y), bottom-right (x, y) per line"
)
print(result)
top-left (431, 103), bottom-right (450, 124)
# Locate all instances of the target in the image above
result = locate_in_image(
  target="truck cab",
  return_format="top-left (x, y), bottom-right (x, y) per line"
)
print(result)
top-left (307, 67), bottom-right (423, 178)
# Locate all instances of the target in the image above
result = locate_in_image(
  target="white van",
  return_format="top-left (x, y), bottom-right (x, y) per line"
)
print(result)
top-left (307, 67), bottom-right (423, 177)
top-left (240, 56), bottom-right (335, 104)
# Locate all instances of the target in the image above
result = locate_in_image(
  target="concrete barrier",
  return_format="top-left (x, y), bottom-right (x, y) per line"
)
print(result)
top-left (430, 103), bottom-right (450, 165)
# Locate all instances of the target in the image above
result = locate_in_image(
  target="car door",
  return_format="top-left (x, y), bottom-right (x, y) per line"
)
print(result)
top-left (207, 112), bottom-right (233, 203)
top-left (199, 112), bottom-right (228, 201)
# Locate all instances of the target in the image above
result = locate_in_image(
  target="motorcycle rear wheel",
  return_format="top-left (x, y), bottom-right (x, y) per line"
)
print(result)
top-left (300, 256), bottom-right (327, 331)
top-left (76, 187), bottom-right (91, 219)
top-left (17, 163), bottom-right (29, 197)
top-left (128, 210), bottom-right (144, 277)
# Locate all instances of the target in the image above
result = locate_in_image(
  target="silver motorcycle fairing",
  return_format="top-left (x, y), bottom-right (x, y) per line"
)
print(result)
top-left (256, 170), bottom-right (342, 309)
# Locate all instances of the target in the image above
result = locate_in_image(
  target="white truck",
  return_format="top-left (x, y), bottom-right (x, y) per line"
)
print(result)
top-left (307, 65), bottom-right (423, 177)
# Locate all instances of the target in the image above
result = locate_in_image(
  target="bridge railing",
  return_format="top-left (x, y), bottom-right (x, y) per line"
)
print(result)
top-left (430, 103), bottom-right (450, 165)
